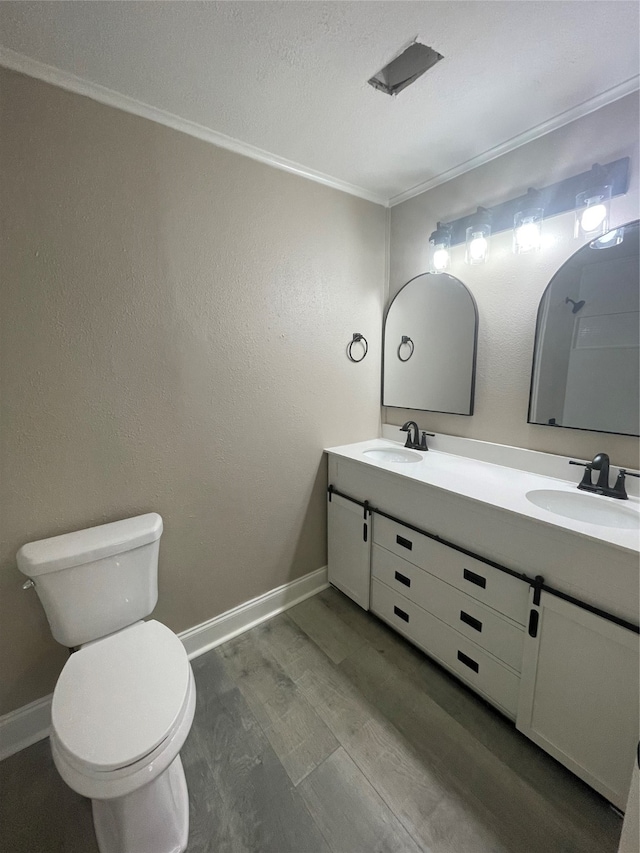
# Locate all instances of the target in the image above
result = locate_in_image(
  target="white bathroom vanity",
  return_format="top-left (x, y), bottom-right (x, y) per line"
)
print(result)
top-left (326, 433), bottom-right (640, 811)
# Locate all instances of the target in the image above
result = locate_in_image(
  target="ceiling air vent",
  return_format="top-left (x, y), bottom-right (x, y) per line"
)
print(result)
top-left (368, 41), bottom-right (443, 96)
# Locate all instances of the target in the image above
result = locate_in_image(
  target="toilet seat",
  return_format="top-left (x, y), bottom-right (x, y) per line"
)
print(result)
top-left (52, 620), bottom-right (191, 774)
top-left (51, 669), bottom-right (195, 801)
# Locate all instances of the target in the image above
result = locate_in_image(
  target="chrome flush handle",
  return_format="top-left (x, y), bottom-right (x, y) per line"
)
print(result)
top-left (22, 579), bottom-right (35, 590)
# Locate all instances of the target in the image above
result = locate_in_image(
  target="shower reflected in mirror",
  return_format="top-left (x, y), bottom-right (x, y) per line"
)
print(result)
top-left (529, 220), bottom-right (639, 436)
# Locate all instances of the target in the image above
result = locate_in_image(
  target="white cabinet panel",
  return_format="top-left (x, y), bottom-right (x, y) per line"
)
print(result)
top-left (517, 590), bottom-right (639, 809)
top-left (327, 493), bottom-right (371, 610)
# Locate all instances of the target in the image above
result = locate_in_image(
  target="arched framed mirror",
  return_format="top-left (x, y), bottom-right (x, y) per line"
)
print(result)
top-left (382, 272), bottom-right (478, 414)
top-left (528, 220), bottom-right (639, 436)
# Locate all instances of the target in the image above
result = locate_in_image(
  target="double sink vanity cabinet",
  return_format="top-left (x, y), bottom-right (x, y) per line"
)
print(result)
top-left (326, 437), bottom-right (640, 811)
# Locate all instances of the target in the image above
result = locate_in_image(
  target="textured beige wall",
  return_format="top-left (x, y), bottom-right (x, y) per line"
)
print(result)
top-left (0, 68), bottom-right (386, 715)
top-left (388, 94), bottom-right (640, 469)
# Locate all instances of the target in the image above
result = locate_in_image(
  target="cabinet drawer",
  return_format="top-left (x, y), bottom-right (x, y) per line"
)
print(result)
top-left (371, 578), bottom-right (520, 719)
top-left (373, 515), bottom-right (527, 625)
top-left (371, 545), bottom-right (524, 672)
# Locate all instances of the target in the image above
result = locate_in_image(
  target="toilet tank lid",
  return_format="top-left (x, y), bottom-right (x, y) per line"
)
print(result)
top-left (17, 513), bottom-right (163, 577)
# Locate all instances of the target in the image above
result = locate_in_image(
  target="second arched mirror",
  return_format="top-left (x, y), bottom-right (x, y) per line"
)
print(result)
top-left (529, 220), bottom-right (639, 436)
top-left (382, 272), bottom-right (478, 414)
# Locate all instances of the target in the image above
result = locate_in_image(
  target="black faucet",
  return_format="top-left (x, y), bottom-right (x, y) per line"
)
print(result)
top-left (591, 453), bottom-right (610, 491)
top-left (569, 453), bottom-right (640, 500)
top-left (400, 421), bottom-right (420, 449)
top-left (400, 422), bottom-right (434, 451)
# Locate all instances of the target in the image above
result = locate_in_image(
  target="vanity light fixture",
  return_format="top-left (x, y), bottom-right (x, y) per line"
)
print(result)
top-left (426, 158), bottom-right (629, 264)
top-left (513, 190), bottom-right (544, 254)
top-left (428, 222), bottom-right (451, 273)
top-left (465, 207), bottom-right (491, 264)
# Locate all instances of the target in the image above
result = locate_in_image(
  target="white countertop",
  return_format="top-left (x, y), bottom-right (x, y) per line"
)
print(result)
top-left (326, 439), bottom-right (640, 555)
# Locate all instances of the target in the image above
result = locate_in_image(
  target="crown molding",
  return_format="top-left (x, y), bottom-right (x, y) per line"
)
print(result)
top-left (1, 46), bottom-right (637, 212)
top-left (388, 75), bottom-right (640, 207)
top-left (0, 47), bottom-right (387, 207)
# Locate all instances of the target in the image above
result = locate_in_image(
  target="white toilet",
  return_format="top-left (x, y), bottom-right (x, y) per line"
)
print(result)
top-left (17, 513), bottom-right (195, 853)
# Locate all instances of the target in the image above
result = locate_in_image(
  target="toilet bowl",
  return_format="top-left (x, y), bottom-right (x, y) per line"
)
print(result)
top-left (50, 620), bottom-right (195, 853)
top-left (17, 513), bottom-right (196, 853)
top-left (49, 620), bottom-right (196, 853)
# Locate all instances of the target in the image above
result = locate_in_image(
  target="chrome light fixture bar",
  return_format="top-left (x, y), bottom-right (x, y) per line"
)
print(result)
top-left (433, 158), bottom-right (630, 250)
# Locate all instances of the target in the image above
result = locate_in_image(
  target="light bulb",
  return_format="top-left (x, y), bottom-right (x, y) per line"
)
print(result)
top-left (433, 247), bottom-right (449, 270)
top-left (515, 221), bottom-right (541, 253)
top-left (517, 222), bottom-right (540, 250)
top-left (469, 235), bottom-right (487, 261)
top-left (429, 223), bottom-right (451, 273)
top-left (513, 207), bottom-right (543, 255)
top-left (580, 203), bottom-right (607, 233)
top-left (575, 185), bottom-right (611, 239)
top-left (465, 216), bottom-right (491, 265)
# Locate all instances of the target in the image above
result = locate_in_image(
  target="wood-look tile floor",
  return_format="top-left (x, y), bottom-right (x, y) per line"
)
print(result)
top-left (0, 587), bottom-right (623, 853)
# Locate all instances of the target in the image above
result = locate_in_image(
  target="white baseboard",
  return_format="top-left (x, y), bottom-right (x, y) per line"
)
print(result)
top-left (0, 566), bottom-right (328, 762)
top-left (0, 693), bottom-right (53, 762)
top-left (180, 565), bottom-right (328, 659)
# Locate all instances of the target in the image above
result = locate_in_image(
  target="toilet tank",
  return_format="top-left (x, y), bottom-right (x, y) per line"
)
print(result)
top-left (17, 513), bottom-right (163, 647)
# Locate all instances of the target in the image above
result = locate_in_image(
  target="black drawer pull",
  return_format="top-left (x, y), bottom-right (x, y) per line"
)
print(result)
top-left (394, 571), bottom-right (411, 588)
top-left (457, 651), bottom-right (479, 673)
top-left (396, 535), bottom-right (413, 551)
top-left (463, 568), bottom-right (486, 589)
top-left (393, 605), bottom-right (409, 623)
top-left (460, 610), bottom-right (482, 632)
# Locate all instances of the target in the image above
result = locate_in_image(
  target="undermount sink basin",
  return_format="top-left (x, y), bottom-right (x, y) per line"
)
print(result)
top-left (363, 447), bottom-right (423, 464)
top-left (526, 489), bottom-right (640, 529)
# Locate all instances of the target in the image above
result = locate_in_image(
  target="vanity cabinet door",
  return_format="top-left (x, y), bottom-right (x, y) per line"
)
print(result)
top-left (517, 590), bottom-right (639, 810)
top-left (327, 493), bottom-right (371, 610)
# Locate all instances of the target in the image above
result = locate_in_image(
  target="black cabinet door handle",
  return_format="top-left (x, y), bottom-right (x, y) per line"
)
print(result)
top-left (460, 610), bottom-right (482, 632)
top-left (528, 609), bottom-right (539, 638)
top-left (457, 651), bottom-right (479, 673)
top-left (396, 534), bottom-right (413, 551)
top-left (394, 571), bottom-right (411, 588)
top-left (393, 605), bottom-right (409, 623)
top-left (463, 568), bottom-right (486, 589)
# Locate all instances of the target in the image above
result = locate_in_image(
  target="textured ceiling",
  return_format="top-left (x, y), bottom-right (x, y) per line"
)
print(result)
top-left (0, 1), bottom-right (638, 204)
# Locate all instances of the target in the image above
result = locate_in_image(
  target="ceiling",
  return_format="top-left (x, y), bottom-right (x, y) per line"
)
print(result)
top-left (0, 1), bottom-right (638, 205)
